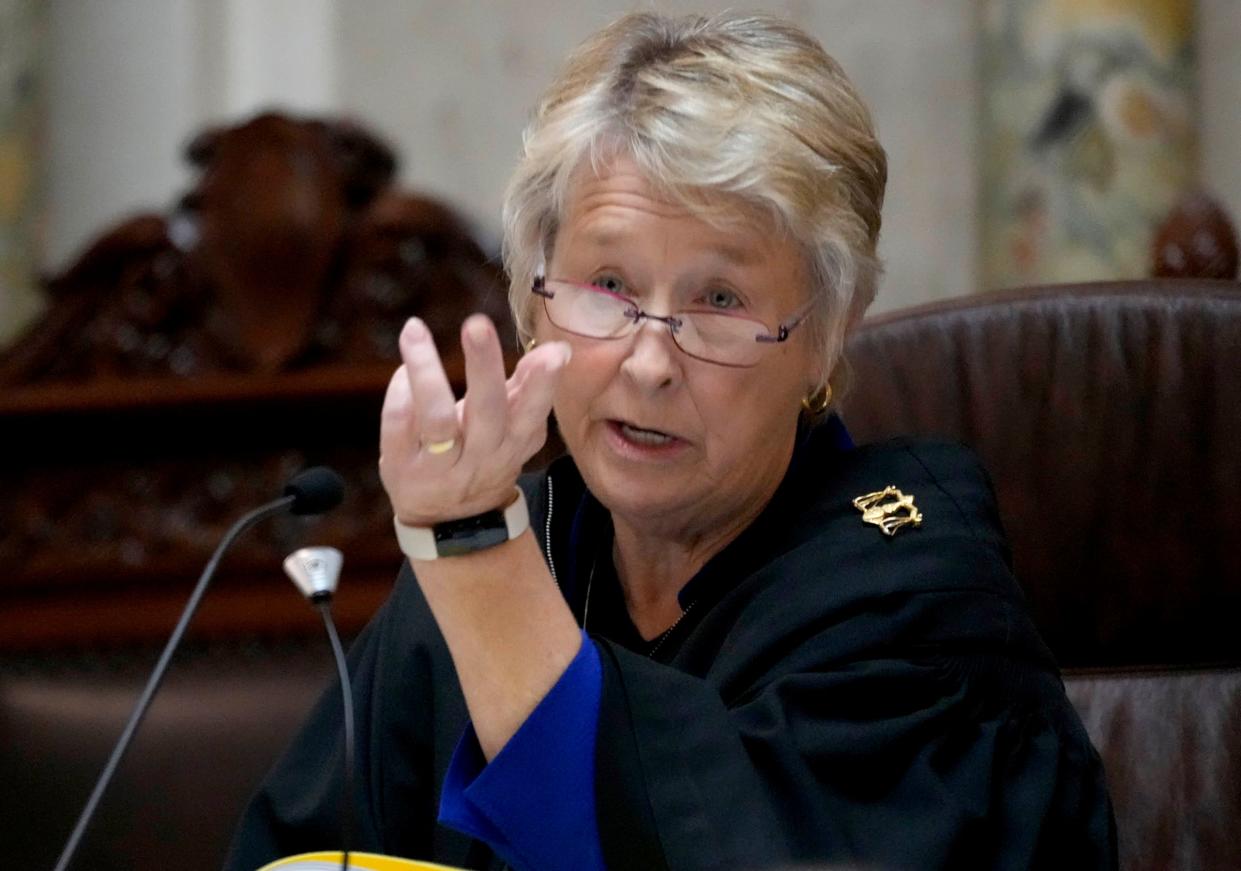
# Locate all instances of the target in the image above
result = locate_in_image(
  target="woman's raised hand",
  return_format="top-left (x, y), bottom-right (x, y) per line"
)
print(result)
top-left (378, 315), bottom-right (570, 528)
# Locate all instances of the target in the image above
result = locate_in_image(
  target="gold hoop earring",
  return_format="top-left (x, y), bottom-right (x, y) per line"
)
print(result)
top-left (524, 337), bottom-right (538, 353)
top-left (801, 384), bottom-right (832, 415)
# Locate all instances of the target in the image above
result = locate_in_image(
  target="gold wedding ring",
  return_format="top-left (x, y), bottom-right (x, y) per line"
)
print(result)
top-left (424, 438), bottom-right (457, 455)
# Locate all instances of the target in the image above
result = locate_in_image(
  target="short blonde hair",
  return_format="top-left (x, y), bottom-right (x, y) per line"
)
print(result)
top-left (502, 11), bottom-right (887, 397)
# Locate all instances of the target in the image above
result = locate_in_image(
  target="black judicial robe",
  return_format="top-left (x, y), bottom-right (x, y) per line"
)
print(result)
top-left (225, 430), bottom-right (1117, 871)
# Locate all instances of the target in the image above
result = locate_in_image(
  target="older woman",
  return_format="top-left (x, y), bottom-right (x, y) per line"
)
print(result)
top-left (228, 12), bottom-right (1115, 871)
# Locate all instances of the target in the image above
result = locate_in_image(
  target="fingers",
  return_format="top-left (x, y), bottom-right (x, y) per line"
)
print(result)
top-left (508, 341), bottom-right (571, 452)
top-left (379, 364), bottom-right (424, 507)
top-left (381, 317), bottom-right (569, 523)
top-left (460, 315), bottom-right (509, 458)
top-left (379, 364), bottom-right (414, 462)
top-left (399, 318), bottom-right (458, 450)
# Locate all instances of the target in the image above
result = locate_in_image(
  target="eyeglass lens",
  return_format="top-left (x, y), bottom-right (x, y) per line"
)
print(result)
top-left (542, 280), bottom-right (765, 366)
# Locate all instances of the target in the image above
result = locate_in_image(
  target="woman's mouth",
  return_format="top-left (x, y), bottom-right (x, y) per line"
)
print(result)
top-left (618, 421), bottom-right (675, 446)
top-left (606, 419), bottom-right (686, 455)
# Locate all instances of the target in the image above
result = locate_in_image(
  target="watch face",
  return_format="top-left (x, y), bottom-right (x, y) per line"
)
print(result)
top-left (434, 509), bottom-right (508, 556)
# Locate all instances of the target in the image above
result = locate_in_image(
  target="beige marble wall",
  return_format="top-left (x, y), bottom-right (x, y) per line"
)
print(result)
top-left (3, 1), bottom-right (1239, 346)
top-left (339, 0), bottom-right (980, 314)
top-left (0, 0), bottom-right (44, 345)
top-left (1200, 0), bottom-right (1241, 228)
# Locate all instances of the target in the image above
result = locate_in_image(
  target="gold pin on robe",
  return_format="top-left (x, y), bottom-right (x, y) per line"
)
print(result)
top-left (853, 486), bottom-right (923, 537)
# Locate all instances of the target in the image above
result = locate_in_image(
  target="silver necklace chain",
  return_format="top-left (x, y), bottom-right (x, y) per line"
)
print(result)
top-left (583, 551), bottom-right (694, 660)
top-left (644, 598), bottom-right (695, 659)
top-left (543, 477), bottom-right (557, 587)
top-left (547, 473), bottom-right (694, 661)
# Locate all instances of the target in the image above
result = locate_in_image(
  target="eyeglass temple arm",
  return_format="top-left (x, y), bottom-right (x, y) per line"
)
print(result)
top-left (755, 297), bottom-right (816, 344)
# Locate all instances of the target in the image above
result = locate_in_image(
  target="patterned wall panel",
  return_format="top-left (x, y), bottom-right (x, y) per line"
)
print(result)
top-left (979, 0), bottom-right (1199, 289)
top-left (0, 0), bottom-right (44, 344)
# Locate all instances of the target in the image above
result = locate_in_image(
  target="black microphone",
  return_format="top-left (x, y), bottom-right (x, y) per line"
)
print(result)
top-left (51, 466), bottom-right (346, 871)
top-left (285, 466), bottom-right (346, 515)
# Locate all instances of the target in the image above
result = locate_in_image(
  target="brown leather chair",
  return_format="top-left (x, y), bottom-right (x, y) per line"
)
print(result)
top-left (1, 642), bottom-right (334, 871)
top-left (839, 279), bottom-right (1241, 871)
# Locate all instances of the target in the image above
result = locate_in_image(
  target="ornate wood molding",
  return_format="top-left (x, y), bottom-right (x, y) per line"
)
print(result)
top-left (0, 112), bottom-right (518, 651)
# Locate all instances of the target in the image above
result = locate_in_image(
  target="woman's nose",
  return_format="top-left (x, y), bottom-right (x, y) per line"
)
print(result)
top-left (619, 317), bottom-right (681, 390)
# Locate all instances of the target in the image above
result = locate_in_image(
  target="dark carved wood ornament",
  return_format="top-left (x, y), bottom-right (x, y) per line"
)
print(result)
top-left (0, 112), bottom-right (518, 650)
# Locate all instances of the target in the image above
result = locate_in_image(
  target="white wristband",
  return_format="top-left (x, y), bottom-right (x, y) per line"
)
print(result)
top-left (393, 487), bottom-right (529, 561)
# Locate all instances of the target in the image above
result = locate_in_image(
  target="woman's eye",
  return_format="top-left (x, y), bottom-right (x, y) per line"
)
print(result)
top-left (703, 288), bottom-right (743, 310)
top-left (590, 275), bottom-right (627, 295)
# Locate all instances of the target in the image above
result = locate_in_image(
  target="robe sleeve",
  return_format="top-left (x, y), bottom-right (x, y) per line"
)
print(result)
top-left (437, 632), bottom-right (604, 871)
top-left (593, 641), bottom-right (1117, 871)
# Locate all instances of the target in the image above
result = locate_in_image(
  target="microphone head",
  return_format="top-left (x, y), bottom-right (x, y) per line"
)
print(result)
top-left (284, 466), bottom-right (345, 515)
top-left (283, 547), bottom-right (344, 601)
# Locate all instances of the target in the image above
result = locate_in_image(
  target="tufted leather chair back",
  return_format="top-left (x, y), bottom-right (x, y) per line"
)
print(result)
top-left (840, 279), bottom-right (1241, 871)
top-left (1, 644), bottom-right (333, 871)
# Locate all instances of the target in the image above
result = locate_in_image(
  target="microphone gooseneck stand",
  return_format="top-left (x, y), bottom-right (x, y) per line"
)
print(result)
top-left (283, 546), bottom-right (354, 871)
top-left (53, 467), bottom-right (345, 871)
top-left (319, 599), bottom-right (355, 871)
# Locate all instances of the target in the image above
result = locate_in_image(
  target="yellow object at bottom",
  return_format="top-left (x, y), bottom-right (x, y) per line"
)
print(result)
top-left (259, 851), bottom-right (466, 871)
